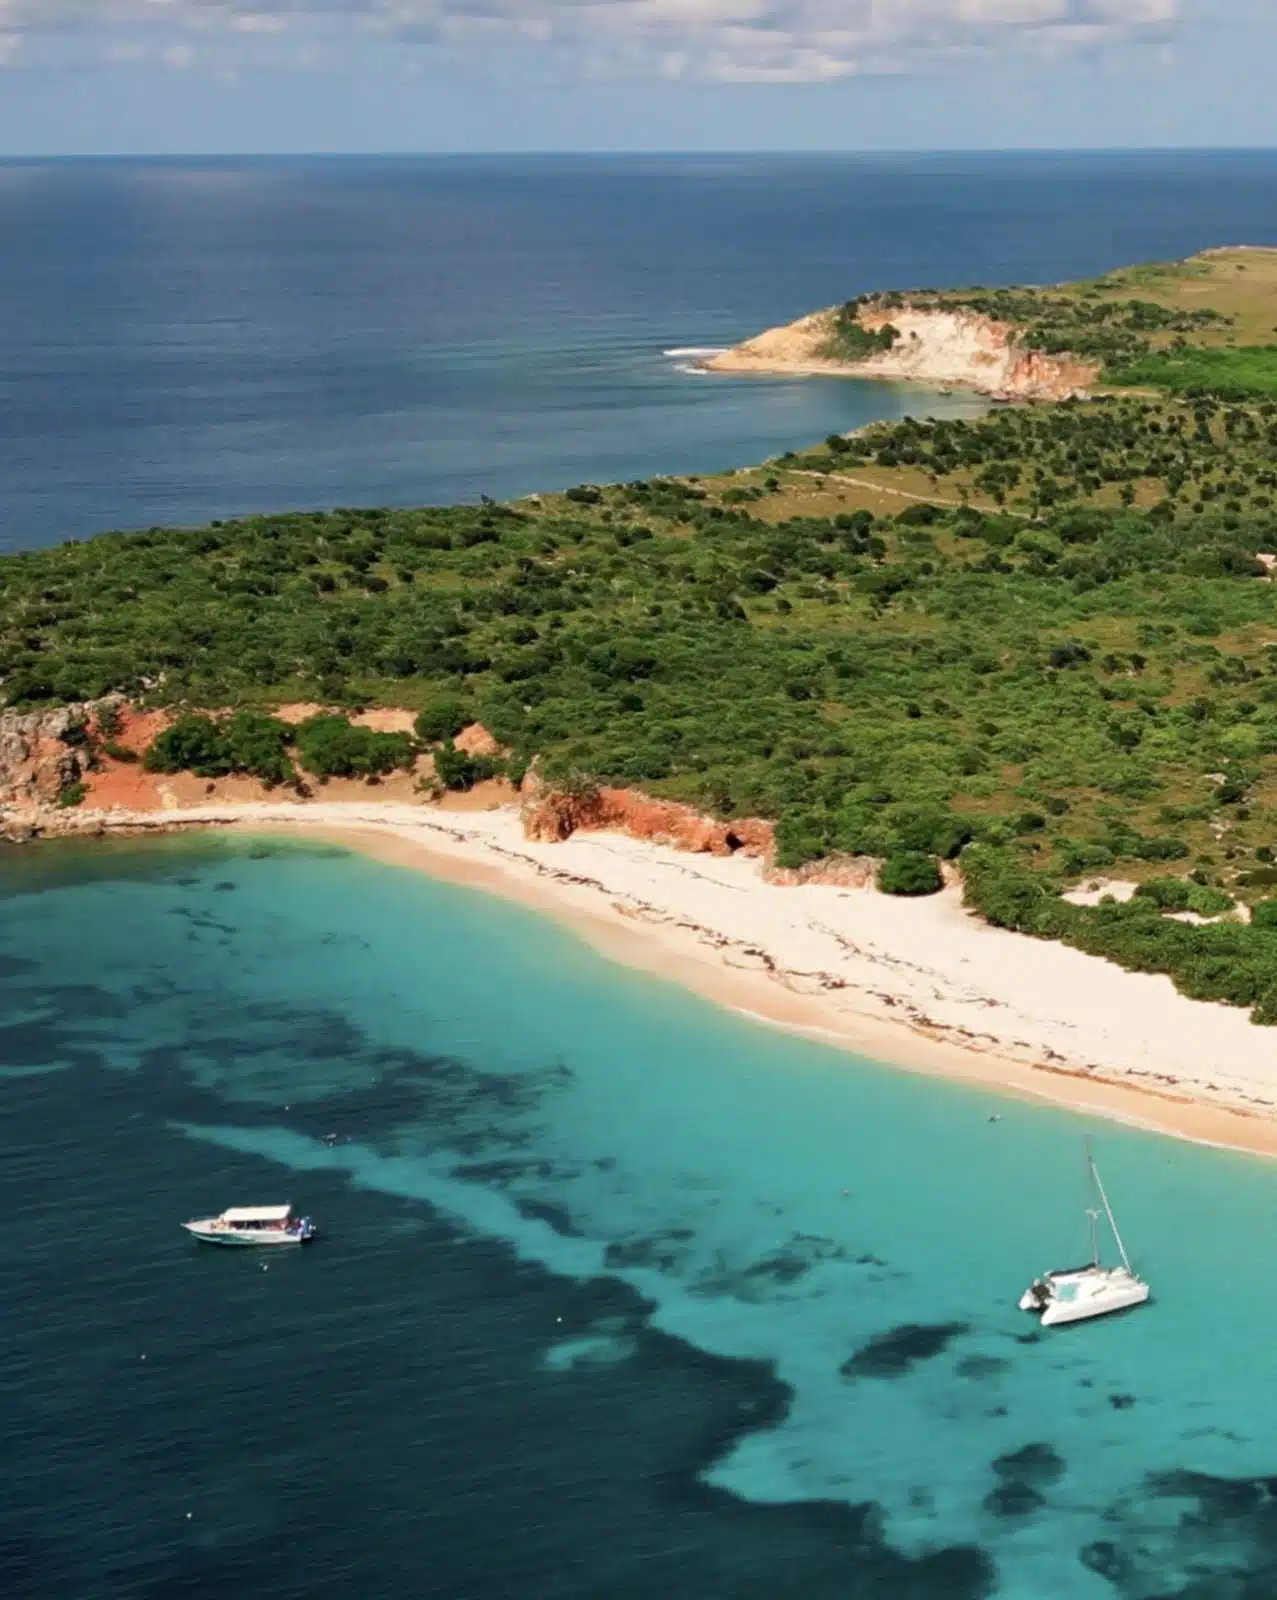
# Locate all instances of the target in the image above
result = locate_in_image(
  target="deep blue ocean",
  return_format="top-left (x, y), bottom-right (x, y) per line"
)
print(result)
top-left (10, 153), bottom-right (1277, 1598)
top-left (4, 151), bottom-right (1277, 549)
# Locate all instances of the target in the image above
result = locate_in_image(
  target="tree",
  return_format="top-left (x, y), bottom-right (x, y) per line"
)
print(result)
top-left (878, 852), bottom-right (943, 896)
top-left (294, 715), bottom-right (413, 778)
top-left (222, 711), bottom-right (295, 786)
top-left (433, 739), bottom-right (500, 792)
top-left (144, 714), bottom-right (230, 777)
top-left (414, 695), bottom-right (470, 744)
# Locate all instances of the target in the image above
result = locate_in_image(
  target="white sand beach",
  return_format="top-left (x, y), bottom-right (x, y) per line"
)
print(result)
top-left (66, 797), bottom-right (1277, 1160)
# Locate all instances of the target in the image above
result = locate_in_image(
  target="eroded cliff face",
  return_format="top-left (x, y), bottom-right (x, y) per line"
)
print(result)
top-left (705, 303), bottom-right (1097, 400)
top-left (521, 783), bottom-right (773, 859)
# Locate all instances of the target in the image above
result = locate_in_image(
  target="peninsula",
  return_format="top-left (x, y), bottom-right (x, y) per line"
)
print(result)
top-left (703, 245), bottom-right (1277, 400)
top-left (9, 247), bottom-right (1277, 1150)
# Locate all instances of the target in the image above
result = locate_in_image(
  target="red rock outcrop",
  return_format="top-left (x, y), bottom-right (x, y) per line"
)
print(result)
top-left (521, 782), bottom-right (773, 858)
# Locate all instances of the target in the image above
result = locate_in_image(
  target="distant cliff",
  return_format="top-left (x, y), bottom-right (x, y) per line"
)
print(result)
top-left (705, 302), bottom-right (1098, 400)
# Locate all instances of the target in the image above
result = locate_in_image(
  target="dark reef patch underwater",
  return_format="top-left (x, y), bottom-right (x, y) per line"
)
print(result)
top-left (6, 835), bottom-right (1277, 1597)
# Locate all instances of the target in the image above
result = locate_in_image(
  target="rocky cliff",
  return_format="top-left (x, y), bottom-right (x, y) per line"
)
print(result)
top-left (521, 783), bottom-right (773, 859)
top-left (0, 702), bottom-right (107, 809)
top-left (705, 303), bottom-right (1097, 400)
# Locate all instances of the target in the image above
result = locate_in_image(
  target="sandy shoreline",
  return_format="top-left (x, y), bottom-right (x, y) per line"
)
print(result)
top-left (42, 797), bottom-right (1277, 1163)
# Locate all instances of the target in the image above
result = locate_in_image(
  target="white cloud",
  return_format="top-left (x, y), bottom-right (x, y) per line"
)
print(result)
top-left (0, 0), bottom-right (1183, 79)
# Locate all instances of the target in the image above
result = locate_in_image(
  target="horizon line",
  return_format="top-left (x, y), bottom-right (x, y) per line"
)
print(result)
top-left (2, 144), bottom-right (1277, 162)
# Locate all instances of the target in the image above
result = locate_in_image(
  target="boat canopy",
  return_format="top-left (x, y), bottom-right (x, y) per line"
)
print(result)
top-left (222, 1205), bottom-right (292, 1223)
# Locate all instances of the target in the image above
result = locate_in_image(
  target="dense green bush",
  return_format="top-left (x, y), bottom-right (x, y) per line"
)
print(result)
top-left (293, 715), bottom-right (413, 779)
top-left (144, 713), bottom-right (232, 778)
top-left (878, 852), bottom-right (943, 896)
top-left (432, 740), bottom-right (502, 792)
top-left (414, 695), bottom-right (471, 744)
top-left (143, 710), bottom-right (294, 785)
top-left (221, 711), bottom-right (295, 786)
top-left (1135, 878), bottom-right (1234, 917)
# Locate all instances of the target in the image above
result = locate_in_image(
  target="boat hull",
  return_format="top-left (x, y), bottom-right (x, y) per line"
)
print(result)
top-left (182, 1222), bottom-right (312, 1247)
top-left (1039, 1281), bottom-right (1149, 1326)
top-left (1020, 1266), bottom-right (1149, 1327)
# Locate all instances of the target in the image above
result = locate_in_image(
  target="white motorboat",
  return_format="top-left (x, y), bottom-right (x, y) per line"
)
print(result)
top-left (182, 1204), bottom-right (316, 1247)
top-left (1019, 1149), bottom-right (1148, 1327)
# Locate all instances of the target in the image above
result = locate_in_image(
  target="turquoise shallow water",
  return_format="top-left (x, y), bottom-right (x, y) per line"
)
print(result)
top-left (6, 836), bottom-right (1277, 1597)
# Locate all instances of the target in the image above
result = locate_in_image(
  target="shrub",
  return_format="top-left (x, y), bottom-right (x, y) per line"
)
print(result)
top-left (1135, 877), bottom-right (1192, 911)
top-left (1136, 878), bottom-right (1233, 916)
top-left (144, 714), bottom-right (230, 777)
top-left (143, 710), bottom-right (293, 785)
top-left (774, 811), bottom-right (824, 871)
top-left (878, 852), bottom-right (943, 897)
top-left (414, 695), bottom-right (471, 744)
top-left (294, 715), bottom-right (413, 779)
top-left (432, 740), bottom-right (500, 792)
top-left (1252, 985), bottom-right (1277, 1026)
top-left (222, 711), bottom-right (295, 786)
top-left (56, 780), bottom-right (88, 809)
top-left (1251, 900), bottom-right (1277, 930)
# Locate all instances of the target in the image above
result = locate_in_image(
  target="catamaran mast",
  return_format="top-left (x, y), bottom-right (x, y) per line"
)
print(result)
top-left (1090, 1156), bottom-right (1133, 1273)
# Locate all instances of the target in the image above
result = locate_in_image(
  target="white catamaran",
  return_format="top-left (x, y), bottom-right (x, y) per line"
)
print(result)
top-left (182, 1205), bottom-right (317, 1247)
top-left (1019, 1149), bottom-right (1149, 1327)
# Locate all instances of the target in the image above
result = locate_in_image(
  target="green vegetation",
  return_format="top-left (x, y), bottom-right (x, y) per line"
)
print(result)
top-left (145, 711), bottom-right (295, 785)
top-left (1108, 346), bottom-right (1277, 400)
top-left (872, 286), bottom-right (1228, 367)
top-left (878, 852), bottom-right (944, 897)
top-left (433, 740), bottom-right (502, 792)
top-left (55, 780), bottom-right (88, 809)
top-left (789, 393), bottom-right (1277, 520)
top-left (292, 715), bottom-right (413, 780)
top-left (822, 301), bottom-right (900, 361)
top-left (414, 693), bottom-right (471, 743)
top-left (140, 708), bottom-right (414, 785)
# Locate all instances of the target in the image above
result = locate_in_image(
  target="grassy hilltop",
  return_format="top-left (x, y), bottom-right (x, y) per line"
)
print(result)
top-left (12, 248), bottom-right (1277, 1019)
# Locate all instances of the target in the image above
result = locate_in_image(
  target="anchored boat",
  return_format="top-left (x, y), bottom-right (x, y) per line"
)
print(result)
top-left (1019, 1149), bottom-right (1148, 1327)
top-left (182, 1204), bottom-right (316, 1247)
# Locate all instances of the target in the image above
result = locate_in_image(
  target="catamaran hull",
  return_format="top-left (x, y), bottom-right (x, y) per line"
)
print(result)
top-left (1034, 1283), bottom-right (1149, 1327)
top-left (1019, 1267), bottom-right (1149, 1326)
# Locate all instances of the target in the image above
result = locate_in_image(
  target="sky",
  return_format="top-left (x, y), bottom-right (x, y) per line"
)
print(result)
top-left (0, 0), bottom-right (1272, 155)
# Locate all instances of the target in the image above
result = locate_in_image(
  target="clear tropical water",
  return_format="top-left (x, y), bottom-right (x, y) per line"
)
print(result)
top-left (5, 834), bottom-right (1277, 1598)
top-left (5, 150), bottom-right (1277, 549)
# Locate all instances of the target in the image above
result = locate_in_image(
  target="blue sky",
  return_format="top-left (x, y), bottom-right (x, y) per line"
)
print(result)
top-left (0, 1), bottom-right (1271, 155)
